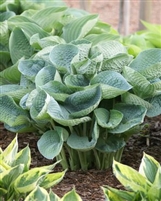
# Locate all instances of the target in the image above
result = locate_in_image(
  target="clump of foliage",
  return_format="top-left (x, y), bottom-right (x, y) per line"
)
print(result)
top-left (0, 135), bottom-right (82, 201)
top-left (0, 1), bottom-right (161, 170)
top-left (123, 21), bottom-right (161, 57)
top-left (103, 153), bottom-right (161, 200)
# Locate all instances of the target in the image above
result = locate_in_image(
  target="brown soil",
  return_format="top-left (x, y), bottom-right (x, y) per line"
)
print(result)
top-left (0, 116), bottom-right (161, 201)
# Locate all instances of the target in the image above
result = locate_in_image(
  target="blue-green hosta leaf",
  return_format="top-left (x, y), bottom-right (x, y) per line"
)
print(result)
top-left (0, 85), bottom-right (31, 101)
top-left (0, 21), bottom-right (9, 47)
top-left (49, 44), bottom-right (79, 74)
top-left (91, 70), bottom-right (132, 99)
top-left (1, 135), bottom-right (18, 166)
top-left (0, 164), bottom-right (24, 189)
top-left (123, 66), bottom-right (155, 98)
top-left (41, 81), bottom-right (72, 102)
top-left (9, 27), bottom-right (34, 64)
top-left (64, 74), bottom-right (89, 90)
top-left (139, 153), bottom-right (160, 183)
top-left (0, 11), bottom-right (15, 21)
top-left (37, 130), bottom-right (64, 160)
top-left (4, 122), bottom-right (36, 133)
top-left (122, 92), bottom-right (152, 110)
top-left (113, 160), bottom-right (151, 193)
top-left (67, 122), bottom-right (99, 151)
top-left (47, 97), bottom-right (91, 126)
top-left (30, 34), bottom-right (66, 49)
top-left (146, 94), bottom-right (161, 117)
top-left (18, 59), bottom-right (46, 81)
top-left (0, 61), bottom-right (21, 83)
top-left (33, 46), bottom-right (54, 62)
top-left (72, 58), bottom-right (92, 75)
top-left (62, 14), bottom-right (98, 42)
top-left (94, 108), bottom-right (123, 129)
top-left (61, 189), bottom-right (82, 201)
top-left (64, 86), bottom-right (102, 118)
top-left (109, 103), bottom-right (147, 134)
top-left (25, 89), bottom-right (39, 109)
top-left (96, 134), bottom-right (125, 153)
top-left (31, 6), bottom-right (67, 31)
top-left (130, 48), bottom-right (161, 72)
top-left (24, 186), bottom-right (50, 201)
top-left (40, 170), bottom-right (66, 189)
top-left (35, 65), bottom-right (61, 87)
top-left (0, 95), bottom-right (29, 127)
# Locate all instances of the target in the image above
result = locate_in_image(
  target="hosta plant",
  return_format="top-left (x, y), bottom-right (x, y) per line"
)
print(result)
top-left (0, 135), bottom-right (82, 201)
top-left (103, 153), bottom-right (161, 201)
top-left (0, 3), bottom-right (161, 170)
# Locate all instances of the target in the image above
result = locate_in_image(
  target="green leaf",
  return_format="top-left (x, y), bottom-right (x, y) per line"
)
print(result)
top-left (64, 86), bottom-right (102, 118)
top-left (91, 70), bottom-right (132, 99)
top-left (0, 11), bottom-right (15, 21)
top-left (109, 103), bottom-right (146, 134)
top-left (113, 160), bottom-right (151, 193)
top-left (94, 108), bottom-right (123, 129)
top-left (37, 130), bottom-right (64, 160)
top-left (61, 189), bottom-right (82, 201)
top-left (9, 27), bottom-right (34, 64)
top-left (24, 186), bottom-right (50, 201)
top-left (146, 94), bottom-right (161, 117)
top-left (141, 20), bottom-right (161, 34)
top-left (139, 153), bottom-right (160, 183)
top-left (0, 95), bottom-right (29, 127)
top-left (49, 44), bottom-right (79, 74)
top-left (49, 189), bottom-right (60, 201)
top-left (62, 14), bottom-right (98, 42)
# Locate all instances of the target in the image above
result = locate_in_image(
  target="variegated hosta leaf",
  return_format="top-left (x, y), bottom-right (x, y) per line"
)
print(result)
top-left (47, 97), bottom-right (91, 126)
top-left (24, 186), bottom-right (50, 201)
top-left (96, 134), bottom-right (125, 153)
top-left (35, 65), bottom-right (61, 87)
top-left (40, 170), bottom-right (66, 189)
top-left (18, 59), bottom-right (46, 82)
top-left (146, 94), bottom-right (161, 117)
top-left (139, 153), bottom-right (160, 183)
top-left (67, 121), bottom-right (99, 151)
top-left (61, 189), bottom-right (82, 201)
top-left (64, 74), bottom-right (89, 90)
top-left (0, 95), bottom-right (29, 127)
top-left (0, 84), bottom-right (31, 101)
top-left (49, 189), bottom-right (60, 201)
top-left (130, 48), bottom-right (161, 72)
top-left (109, 103), bottom-right (147, 134)
top-left (41, 81), bottom-right (72, 102)
top-left (122, 92), bottom-right (152, 110)
top-left (101, 53), bottom-right (133, 72)
top-left (49, 44), bottom-right (79, 74)
top-left (94, 108), bottom-right (123, 129)
top-left (64, 86), bottom-right (102, 118)
top-left (90, 70), bottom-right (132, 99)
top-left (140, 62), bottom-right (161, 80)
top-left (123, 66), bottom-right (155, 98)
top-left (113, 160), bottom-right (150, 193)
top-left (9, 27), bottom-right (34, 64)
top-left (62, 14), bottom-right (98, 43)
top-left (37, 129), bottom-right (65, 160)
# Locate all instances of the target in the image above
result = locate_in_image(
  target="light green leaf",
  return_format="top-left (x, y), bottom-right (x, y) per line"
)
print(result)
top-left (9, 27), bottom-right (34, 64)
top-left (113, 160), bottom-right (150, 193)
top-left (139, 153), bottom-right (160, 183)
top-left (49, 44), bottom-right (79, 74)
top-left (109, 103), bottom-right (146, 134)
top-left (146, 94), bottom-right (161, 117)
top-left (141, 20), bottom-right (161, 34)
top-left (62, 14), bottom-right (98, 42)
top-left (37, 130), bottom-right (64, 160)
top-left (0, 95), bottom-right (29, 127)
top-left (61, 189), bottom-right (82, 201)
top-left (123, 66), bottom-right (155, 98)
top-left (0, 21), bottom-right (9, 47)
top-left (64, 86), bottom-right (102, 118)
top-left (91, 70), bottom-right (132, 99)
top-left (24, 186), bottom-right (50, 201)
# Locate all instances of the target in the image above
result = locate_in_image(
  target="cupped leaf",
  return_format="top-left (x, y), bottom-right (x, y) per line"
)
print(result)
top-left (64, 86), bottom-right (102, 118)
top-left (123, 66), bottom-right (155, 98)
top-left (49, 44), bottom-right (79, 74)
top-left (146, 94), bottom-right (161, 117)
top-left (9, 27), bottom-right (34, 64)
top-left (62, 14), bottom-right (98, 42)
top-left (94, 108), bottom-right (123, 129)
top-left (61, 188), bottom-right (82, 201)
top-left (91, 70), bottom-right (132, 99)
top-left (0, 11), bottom-right (15, 21)
top-left (109, 103), bottom-right (147, 134)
